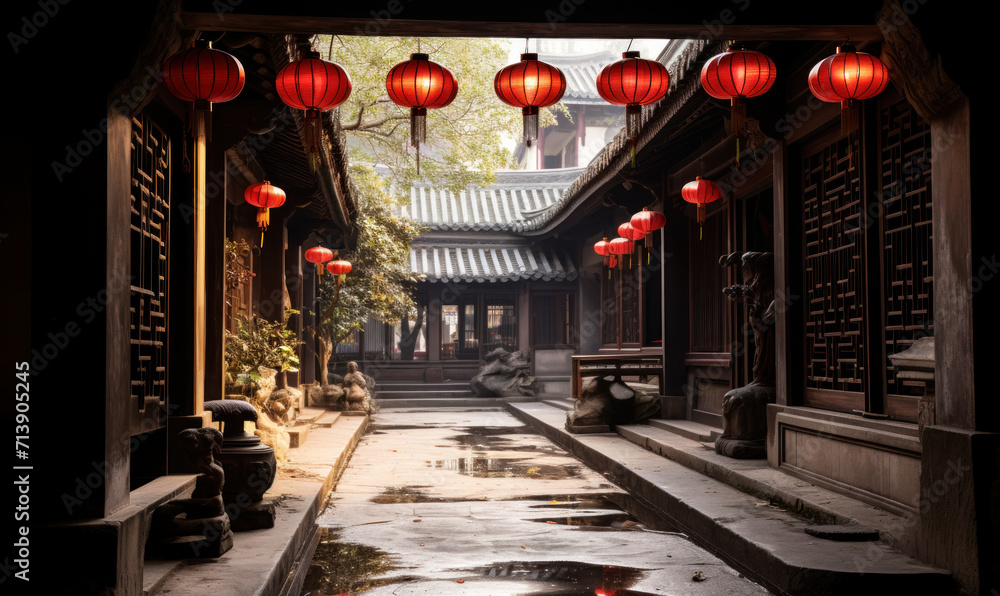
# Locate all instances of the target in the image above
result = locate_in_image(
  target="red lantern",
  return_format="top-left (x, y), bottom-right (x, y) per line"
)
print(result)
top-left (597, 51), bottom-right (669, 166)
top-left (807, 62), bottom-right (841, 104)
top-left (608, 237), bottom-right (634, 269)
top-left (682, 177), bottom-right (723, 240)
top-left (276, 50), bottom-right (352, 164)
top-left (386, 53), bottom-right (457, 169)
top-left (304, 246), bottom-right (334, 278)
top-left (630, 207), bottom-right (667, 248)
top-left (162, 40), bottom-right (245, 111)
top-left (618, 222), bottom-right (644, 243)
top-left (494, 53), bottom-right (566, 147)
top-left (326, 260), bottom-right (352, 276)
top-left (594, 237), bottom-right (611, 267)
top-left (326, 259), bottom-right (352, 291)
top-left (244, 181), bottom-right (286, 244)
top-left (700, 48), bottom-right (776, 134)
top-left (618, 222), bottom-right (644, 268)
top-left (810, 44), bottom-right (890, 134)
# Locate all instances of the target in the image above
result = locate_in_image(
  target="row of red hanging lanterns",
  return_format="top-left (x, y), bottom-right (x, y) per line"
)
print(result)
top-left (593, 205), bottom-right (670, 270)
top-left (304, 246), bottom-right (334, 278)
top-left (162, 39), bottom-right (890, 250)
top-left (304, 246), bottom-right (352, 286)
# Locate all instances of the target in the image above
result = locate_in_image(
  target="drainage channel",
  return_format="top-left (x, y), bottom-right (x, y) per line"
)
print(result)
top-left (300, 408), bottom-right (770, 595)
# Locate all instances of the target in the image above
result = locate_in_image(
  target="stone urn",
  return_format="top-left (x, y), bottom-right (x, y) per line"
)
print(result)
top-left (203, 400), bottom-right (276, 504)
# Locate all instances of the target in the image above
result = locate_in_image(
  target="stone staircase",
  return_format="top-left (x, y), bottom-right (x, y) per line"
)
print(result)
top-left (286, 407), bottom-right (342, 448)
top-left (374, 380), bottom-right (475, 400)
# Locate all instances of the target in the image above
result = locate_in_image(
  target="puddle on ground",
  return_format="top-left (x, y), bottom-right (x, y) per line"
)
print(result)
top-left (299, 529), bottom-right (399, 595)
top-left (426, 456), bottom-right (581, 479)
top-left (439, 430), bottom-right (563, 454)
top-left (529, 512), bottom-right (640, 529)
top-left (521, 494), bottom-right (681, 534)
top-left (461, 561), bottom-right (649, 595)
top-left (369, 485), bottom-right (488, 504)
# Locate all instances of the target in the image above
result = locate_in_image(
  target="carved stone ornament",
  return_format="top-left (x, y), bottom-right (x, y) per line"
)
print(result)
top-left (715, 251), bottom-right (777, 459)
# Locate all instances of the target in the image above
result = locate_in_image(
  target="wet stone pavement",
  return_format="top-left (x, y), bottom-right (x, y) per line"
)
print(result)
top-left (302, 408), bottom-right (771, 595)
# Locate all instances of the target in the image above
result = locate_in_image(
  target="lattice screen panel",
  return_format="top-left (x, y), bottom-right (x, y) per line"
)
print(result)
top-left (129, 114), bottom-right (170, 433)
top-left (881, 101), bottom-right (933, 399)
top-left (802, 137), bottom-right (865, 394)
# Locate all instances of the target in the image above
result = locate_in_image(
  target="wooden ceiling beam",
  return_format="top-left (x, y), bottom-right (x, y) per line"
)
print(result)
top-left (179, 13), bottom-right (882, 42)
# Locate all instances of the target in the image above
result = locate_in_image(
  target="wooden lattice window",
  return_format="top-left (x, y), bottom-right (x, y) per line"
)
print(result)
top-left (484, 294), bottom-right (518, 353)
top-left (802, 134), bottom-right (866, 406)
top-left (799, 96), bottom-right (932, 420)
top-left (689, 207), bottom-right (730, 354)
top-left (601, 257), bottom-right (643, 349)
top-left (129, 113), bottom-right (170, 436)
top-left (880, 100), bottom-right (932, 421)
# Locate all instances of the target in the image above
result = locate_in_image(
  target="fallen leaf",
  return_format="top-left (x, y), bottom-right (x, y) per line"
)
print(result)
top-left (546, 521), bottom-right (557, 524)
top-left (456, 580), bottom-right (465, 584)
top-left (520, 545), bottom-right (526, 549)
top-left (419, 544), bottom-right (425, 546)
top-left (526, 467), bottom-right (541, 474)
top-left (413, 519), bottom-right (422, 523)
top-left (692, 571), bottom-right (706, 582)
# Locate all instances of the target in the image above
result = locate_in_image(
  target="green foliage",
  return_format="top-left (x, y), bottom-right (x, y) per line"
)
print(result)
top-left (313, 165), bottom-right (425, 349)
top-left (316, 34), bottom-right (523, 191)
top-left (224, 310), bottom-right (303, 393)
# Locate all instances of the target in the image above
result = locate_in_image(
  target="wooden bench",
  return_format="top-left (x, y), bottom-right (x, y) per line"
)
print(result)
top-left (570, 354), bottom-right (664, 399)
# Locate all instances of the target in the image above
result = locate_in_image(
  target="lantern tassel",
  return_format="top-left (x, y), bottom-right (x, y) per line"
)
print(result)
top-left (411, 107), bottom-right (426, 148)
top-left (523, 107), bottom-right (538, 147)
top-left (257, 207), bottom-right (271, 247)
top-left (626, 105), bottom-right (641, 168)
top-left (730, 96), bottom-right (746, 136)
top-left (841, 99), bottom-right (858, 136)
top-left (697, 204), bottom-right (705, 241)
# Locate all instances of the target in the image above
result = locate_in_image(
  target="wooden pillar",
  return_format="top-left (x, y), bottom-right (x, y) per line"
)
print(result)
top-left (258, 221), bottom-right (287, 323)
top-left (518, 284), bottom-right (530, 353)
top-left (285, 243), bottom-right (304, 386)
top-left (300, 258), bottom-right (317, 384)
top-left (660, 210), bottom-right (689, 397)
top-left (771, 141), bottom-right (793, 407)
top-left (427, 287), bottom-right (442, 361)
top-left (204, 147), bottom-right (227, 402)
top-left (192, 110), bottom-right (207, 414)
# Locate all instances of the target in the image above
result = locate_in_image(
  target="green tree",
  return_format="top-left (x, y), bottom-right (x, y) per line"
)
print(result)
top-left (310, 165), bottom-right (426, 380)
top-left (316, 34), bottom-right (523, 190)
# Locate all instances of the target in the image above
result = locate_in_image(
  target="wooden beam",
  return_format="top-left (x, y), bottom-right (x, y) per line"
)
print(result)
top-left (180, 12), bottom-right (882, 41)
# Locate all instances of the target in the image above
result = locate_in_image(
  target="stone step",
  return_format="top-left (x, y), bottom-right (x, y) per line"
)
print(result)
top-left (506, 401), bottom-right (955, 595)
top-left (540, 397), bottom-right (574, 411)
top-left (647, 418), bottom-right (721, 442)
top-left (312, 410), bottom-right (341, 427)
top-left (375, 397), bottom-right (504, 408)
top-left (375, 382), bottom-right (472, 391)
top-left (287, 424), bottom-right (309, 449)
top-left (376, 389), bottom-right (475, 399)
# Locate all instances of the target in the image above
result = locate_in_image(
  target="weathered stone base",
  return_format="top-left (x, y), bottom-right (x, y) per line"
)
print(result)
top-left (565, 416), bottom-right (612, 434)
top-left (714, 437), bottom-right (766, 459)
top-left (147, 514), bottom-right (233, 559)
top-left (229, 500), bottom-right (276, 531)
